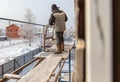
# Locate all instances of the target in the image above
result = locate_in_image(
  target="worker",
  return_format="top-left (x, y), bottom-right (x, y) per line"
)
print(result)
top-left (49, 4), bottom-right (68, 54)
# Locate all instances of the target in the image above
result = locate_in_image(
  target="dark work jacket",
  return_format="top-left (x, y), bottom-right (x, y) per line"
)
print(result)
top-left (49, 9), bottom-right (68, 32)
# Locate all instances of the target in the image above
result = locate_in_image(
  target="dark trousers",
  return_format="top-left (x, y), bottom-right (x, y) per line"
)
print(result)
top-left (55, 32), bottom-right (64, 45)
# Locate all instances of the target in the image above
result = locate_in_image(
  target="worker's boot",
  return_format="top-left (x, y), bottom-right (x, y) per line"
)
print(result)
top-left (61, 42), bottom-right (64, 51)
top-left (54, 45), bottom-right (62, 54)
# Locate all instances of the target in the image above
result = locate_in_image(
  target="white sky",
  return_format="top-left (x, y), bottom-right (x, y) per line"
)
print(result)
top-left (0, 0), bottom-right (75, 29)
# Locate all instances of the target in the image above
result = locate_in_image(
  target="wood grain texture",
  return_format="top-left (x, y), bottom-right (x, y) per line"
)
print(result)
top-left (3, 74), bottom-right (21, 79)
top-left (18, 55), bottom-right (62, 82)
top-left (18, 44), bottom-right (73, 82)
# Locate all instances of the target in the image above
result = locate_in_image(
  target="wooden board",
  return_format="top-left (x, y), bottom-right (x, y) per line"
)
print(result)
top-left (7, 79), bottom-right (18, 82)
top-left (34, 44), bottom-right (73, 59)
top-left (3, 74), bottom-right (21, 79)
top-left (18, 55), bottom-right (62, 82)
top-left (46, 44), bottom-right (73, 53)
top-left (34, 52), bottom-right (52, 59)
top-left (18, 44), bottom-right (73, 82)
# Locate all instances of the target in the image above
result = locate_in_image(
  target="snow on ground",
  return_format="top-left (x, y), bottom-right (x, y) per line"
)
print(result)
top-left (0, 38), bottom-right (75, 65)
top-left (0, 39), bottom-right (41, 65)
top-left (0, 39), bottom-right (22, 48)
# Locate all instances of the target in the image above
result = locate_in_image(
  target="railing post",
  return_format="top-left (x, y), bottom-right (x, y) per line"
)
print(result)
top-left (58, 62), bottom-right (61, 82)
top-left (1, 65), bottom-right (4, 78)
top-left (24, 56), bottom-right (25, 64)
top-left (69, 49), bottom-right (71, 82)
top-left (8, 21), bottom-right (11, 45)
top-left (43, 26), bottom-right (45, 51)
top-left (14, 60), bottom-right (16, 70)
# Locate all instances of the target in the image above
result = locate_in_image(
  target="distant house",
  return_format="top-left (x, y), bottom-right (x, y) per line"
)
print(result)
top-left (6, 24), bottom-right (20, 38)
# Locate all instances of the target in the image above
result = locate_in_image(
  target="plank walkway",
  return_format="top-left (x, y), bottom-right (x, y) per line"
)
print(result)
top-left (18, 44), bottom-right (73, 82)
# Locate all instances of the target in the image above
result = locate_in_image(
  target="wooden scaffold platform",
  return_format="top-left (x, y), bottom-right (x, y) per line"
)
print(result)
top-left (18, 44), bottom-right (73, 82)
top-left (0, 25), bottom-right (74, 82)
top-left (1, 44), bottom-right (73, 82)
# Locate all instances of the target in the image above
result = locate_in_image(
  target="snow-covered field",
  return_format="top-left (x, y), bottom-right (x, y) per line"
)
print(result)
top-left (0, 37), bottom-right (75, 65)
top-left (0, 39), bottom-right (41, 65)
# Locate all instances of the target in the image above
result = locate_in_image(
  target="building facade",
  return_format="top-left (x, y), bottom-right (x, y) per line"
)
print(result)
top-left (6, 24), bottom-right (20, 38)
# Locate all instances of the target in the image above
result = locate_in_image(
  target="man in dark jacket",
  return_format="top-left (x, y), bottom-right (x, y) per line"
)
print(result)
top-left (49, 4), bottom-right (68, 54)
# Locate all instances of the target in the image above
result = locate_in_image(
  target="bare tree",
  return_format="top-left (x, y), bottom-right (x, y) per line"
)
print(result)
top-left (22, 8), bottom-right (37, 46)
top-left (0, 28), bottom-right (5, 36)
top-left (24, 8), bottom-right (35, 23)
top-left (18, 28), bottom-right (27, 39)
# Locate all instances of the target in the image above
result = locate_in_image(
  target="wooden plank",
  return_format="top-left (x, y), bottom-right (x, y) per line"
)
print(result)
top-left (3, 74), bottom-right (21, 79)
top-left (34, 52), bottom-right (52, 59)
top-left (34, 51), bottom-right (69, 59)
top-left (18, 55), bottom-right (62, 82)
top-left (34, 44), bottom-right (73, 59)
top-left (52, 51), bottom-right (69, 59)
top-left (0, 45), bottom-right (72, 82)
top-left (54, 58), bottom-right (67, 82)
top-left (49, 73), bottom-right (57, 82)
top-left (7, 79), bottom-right (18, 82)
top-left (0, 58), bottom-right (38, 82)
top-left (18, 44), bottom-right (73, 82)
top-left (33, 58), bottom-right (44, 67)
top-left (12, 58), bottom-right (37, 74)
top-left (46, 44), bottom-right (73, 53)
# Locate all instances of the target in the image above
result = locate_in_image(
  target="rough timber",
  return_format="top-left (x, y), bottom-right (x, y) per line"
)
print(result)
top-left (3, 74), bottom-right (21, 79)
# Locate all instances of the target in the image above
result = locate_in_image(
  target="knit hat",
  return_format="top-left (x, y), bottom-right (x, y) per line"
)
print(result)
top-left (51, 4), bottom-right (59, 12)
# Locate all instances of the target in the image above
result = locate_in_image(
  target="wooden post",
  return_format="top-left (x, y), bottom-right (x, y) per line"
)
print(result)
top-left (75, 40), bottom-right (85, 82)
top-left (113, 0), bottom-right (120, 82)
top-left (74, 0), bottom-right (85, 82)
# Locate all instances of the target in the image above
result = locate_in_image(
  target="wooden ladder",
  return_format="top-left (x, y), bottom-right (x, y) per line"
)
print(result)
top-left (43, 25), bottom-right (55, 51)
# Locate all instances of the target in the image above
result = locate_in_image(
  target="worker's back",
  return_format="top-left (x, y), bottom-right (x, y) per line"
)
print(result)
top-left (53, 11), bottom-right (66, 32)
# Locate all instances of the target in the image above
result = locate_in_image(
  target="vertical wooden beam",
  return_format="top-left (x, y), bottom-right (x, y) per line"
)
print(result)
top-left (74, 0), bottom-right (85, 82)
top-left (113, 0), bottom-right (120, 82)
top-left (75, 0), bottom-right (85, 39)
top-left (75, 40), bottom-right (85, 82)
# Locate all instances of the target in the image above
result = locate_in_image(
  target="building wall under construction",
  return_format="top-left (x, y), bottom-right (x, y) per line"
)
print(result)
top-left (85, 0), bottom-right (112, 82)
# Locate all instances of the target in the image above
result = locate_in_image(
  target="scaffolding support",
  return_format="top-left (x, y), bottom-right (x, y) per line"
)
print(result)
top-left (59, 47), bottom-right (73, 82)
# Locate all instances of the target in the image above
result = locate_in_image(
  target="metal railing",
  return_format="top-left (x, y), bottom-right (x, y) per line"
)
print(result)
top-left (0, 17), bottom-right (53, 79)
top-left (0, 17), bottom-right (75, 82)
top-left (0, 48), bottom-right (41, 79)
top-left (0, 18), bottom-right (45, 26)
top-left (0, 17), bottom-right (54, 51)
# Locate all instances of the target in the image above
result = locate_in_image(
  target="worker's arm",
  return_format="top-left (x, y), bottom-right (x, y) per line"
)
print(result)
top-left (65, 13), bottom-right (68, 22)
top-left (49, 13), bottom-right (55, 25)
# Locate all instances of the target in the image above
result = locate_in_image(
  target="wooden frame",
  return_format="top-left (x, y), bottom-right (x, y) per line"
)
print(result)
top-left (113, 0), bottom-right (120, 82)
